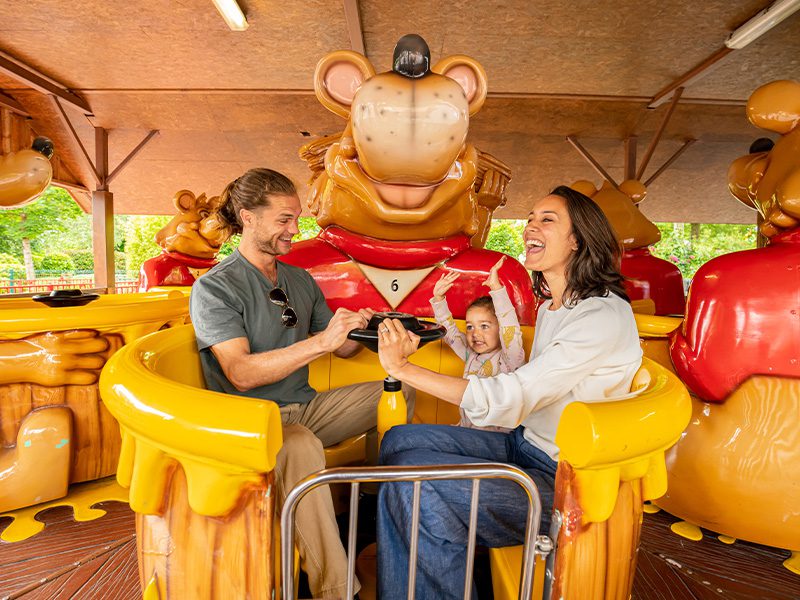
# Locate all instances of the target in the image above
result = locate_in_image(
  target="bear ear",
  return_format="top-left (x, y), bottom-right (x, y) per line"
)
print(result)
top-left (570, 180), bottom-right (597, 198)
top-left (432, 55), bottom-right (488, 116)
top-left (618, 179), bottom-right (648, 204)
top-left (747, 80), bottom-right (800, 135)
top-left (314, 50), bottom-right (376, 119)
top-left (173, 190), bottom-right (196, 213)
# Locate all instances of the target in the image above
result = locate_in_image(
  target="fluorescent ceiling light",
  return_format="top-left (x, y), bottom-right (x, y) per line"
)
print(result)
top-left (725, 0), bottom-right (800, 49)
top-left (212, 0), bottom-right (249, 31)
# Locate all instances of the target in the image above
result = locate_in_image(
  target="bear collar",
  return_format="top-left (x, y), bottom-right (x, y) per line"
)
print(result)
top-left (318, 226), bottom-right (471, 269)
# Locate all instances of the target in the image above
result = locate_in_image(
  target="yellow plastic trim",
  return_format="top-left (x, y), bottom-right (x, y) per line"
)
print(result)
top-left (99, 324), bottom-right (282, 517)
top-left (0, 291), bottom-right (188, 338)
top-left (634, 313), bottom-right (683, 338)
top-left (555, 357), bottom-right (691, 522)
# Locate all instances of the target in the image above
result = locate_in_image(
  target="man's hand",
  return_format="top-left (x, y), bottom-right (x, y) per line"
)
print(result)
top-left (318, 308), bottom-right (369, 353)
top-left (481, 256), bottom-right (506, 291)
top-left (377, 318), bottom-right (420, 378)
top-left (432, 271), bottom-right (460, 302)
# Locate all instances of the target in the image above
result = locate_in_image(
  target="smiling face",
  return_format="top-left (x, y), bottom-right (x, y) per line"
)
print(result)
top-left (465, 305), bottom-right (501, 354)
top-left (242, 194), bottom-right (301, 257)
top-left (523, 194), bottom-right (578, 278)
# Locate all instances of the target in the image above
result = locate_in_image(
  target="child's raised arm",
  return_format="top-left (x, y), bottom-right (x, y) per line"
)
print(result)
top-left (430, 271), bottom-right (469, 359)
top-left (485, 257), bottom-right (526, 369)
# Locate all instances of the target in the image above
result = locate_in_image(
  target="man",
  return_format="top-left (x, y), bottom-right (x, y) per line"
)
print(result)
top-left (190, 168), bottom-right (407, 599)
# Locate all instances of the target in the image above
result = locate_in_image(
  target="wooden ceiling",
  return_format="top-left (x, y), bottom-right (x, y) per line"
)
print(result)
top-left (1, 0), bottom-right (799, 223)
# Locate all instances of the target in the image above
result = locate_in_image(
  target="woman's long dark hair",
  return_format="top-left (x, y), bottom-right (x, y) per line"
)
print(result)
top-left (532, 185), bottom-right (630, 305)
top-left (217, 168), bottom-right (297, 235)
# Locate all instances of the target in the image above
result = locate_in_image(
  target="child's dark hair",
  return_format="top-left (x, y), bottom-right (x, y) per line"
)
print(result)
top-left (467, 296), bottom-right (496, 315)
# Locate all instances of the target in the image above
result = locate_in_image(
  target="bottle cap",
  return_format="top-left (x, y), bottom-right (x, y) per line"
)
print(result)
top-left (383, 378), bottom-right (402, 392)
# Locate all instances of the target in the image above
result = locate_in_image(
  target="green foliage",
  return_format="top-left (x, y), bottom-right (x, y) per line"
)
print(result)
top-left (485, 219), bottom-right (527, 259)
top-left (0, 253), bottom-right (21, 265)
top-left (68, 250), bottom-right (94, 272)
top-left (115, 251), bottom-right (127, 275)
top-left (218, 234), bottom-right (240, 258)
top-left (39, 252), bottom-right (75, 274)
top-left (0, 187), bottom-right (83, 256)
top-left (298, 217), bottom-right (321, 241)
top-left (0, 254), bottom-right (23, 279)
top-left (124, 215), bottom-right (170, 278)
top-left (650, 223), bottom-right (757, 280)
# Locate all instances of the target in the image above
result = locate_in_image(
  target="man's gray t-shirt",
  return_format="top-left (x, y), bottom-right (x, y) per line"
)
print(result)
top-left (190, 250), bottom-right (334, 405)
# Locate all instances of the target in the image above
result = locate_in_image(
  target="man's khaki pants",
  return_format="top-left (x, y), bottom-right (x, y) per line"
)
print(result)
top-left (275, 381), bottom-right (415, 599)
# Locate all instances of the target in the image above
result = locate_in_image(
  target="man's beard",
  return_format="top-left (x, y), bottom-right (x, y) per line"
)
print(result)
top-left (256, 236), bottom-right (286, 256)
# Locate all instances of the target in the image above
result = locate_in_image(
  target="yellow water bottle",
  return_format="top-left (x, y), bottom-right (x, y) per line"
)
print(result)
top-left (377, 376), bottom-right (406, 446)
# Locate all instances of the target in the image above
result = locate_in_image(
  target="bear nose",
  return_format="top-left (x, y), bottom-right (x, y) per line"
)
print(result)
top-left (392, 34), bottom-right (430, 79)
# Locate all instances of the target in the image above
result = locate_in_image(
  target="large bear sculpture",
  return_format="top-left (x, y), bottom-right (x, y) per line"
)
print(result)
top-left (281, 35), bottom-right (535, 324)
top-left (657, 80), bottom-right (800, 572)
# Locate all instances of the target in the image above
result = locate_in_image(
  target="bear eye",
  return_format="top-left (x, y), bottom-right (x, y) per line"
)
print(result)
top-left (199, 210), bottom-right (209, 218)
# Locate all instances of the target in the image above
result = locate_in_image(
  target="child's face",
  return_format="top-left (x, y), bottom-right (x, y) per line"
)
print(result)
top-left (465, 306), bottom-right (501, 354)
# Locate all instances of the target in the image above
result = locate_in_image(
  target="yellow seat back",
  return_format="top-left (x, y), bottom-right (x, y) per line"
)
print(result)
top-left (490, 356), bottom-right (691, 600)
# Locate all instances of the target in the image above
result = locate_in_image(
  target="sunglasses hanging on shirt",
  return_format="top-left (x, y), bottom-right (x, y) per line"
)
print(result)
top-left (268, 287), bottom-right (298, 328)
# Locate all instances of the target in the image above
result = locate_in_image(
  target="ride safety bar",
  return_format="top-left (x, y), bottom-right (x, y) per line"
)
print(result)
top-left (280, 463), bottom-right (553, 600)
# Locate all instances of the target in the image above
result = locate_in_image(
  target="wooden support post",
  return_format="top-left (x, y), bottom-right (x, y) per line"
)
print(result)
top-left (92, 127), bottom-right (114, 292)
top-left (566, 135), bottom-right (619, 188)
top-left (624, 136), bottom-right (637, 181)
top-left (342, 0), bottom-right (366, 55)
top-left (637, 88), bottom-right (683, 181)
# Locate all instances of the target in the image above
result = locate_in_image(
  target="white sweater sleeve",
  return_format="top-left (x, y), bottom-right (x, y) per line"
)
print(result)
top-left (461, 299), bottom-right (630, 429)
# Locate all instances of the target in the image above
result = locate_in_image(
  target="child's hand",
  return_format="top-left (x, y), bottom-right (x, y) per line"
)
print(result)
top-left (432, 271), bottom-right (460, 302)
top-left (482, 256), bottom-right (506, 291)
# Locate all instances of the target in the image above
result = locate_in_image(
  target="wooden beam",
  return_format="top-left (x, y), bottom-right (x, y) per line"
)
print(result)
top-left (0, 92), bottom-right (28, 117)
top-left (92, 127), bottom-right (114, 292)
top-left (106, 130), bottom-right (159, 185)
top-left (342, 0), bottom-right (366, 55)
top-left (0, 52), bottom-right (92, 115)
top-left (648, 46), bottom-right (732, 109)
top-left (624, 136), bottom-right (637, 181)
top-left (565, 135), bottom-right (619, 188)
top-left (637, 88), bottom-right (683, 181)
top-left (51, 178), bottom-right (91, 194)
top-left (51, 96), bottom-right (102, 186)
top-left (644, 139), bottom-right (697, 186)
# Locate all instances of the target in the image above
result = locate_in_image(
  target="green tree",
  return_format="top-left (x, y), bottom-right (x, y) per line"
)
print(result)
top-left (124, 215), bottom-right (170, 278)
top-left (650, 223), bottom-right (757, 281)
top-left (485, 219), bottom-right (526, 260)
top-left (0, 187), bottom-right (82, 278)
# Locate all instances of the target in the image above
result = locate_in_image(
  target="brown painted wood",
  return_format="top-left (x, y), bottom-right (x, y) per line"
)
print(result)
top-left (633, 508), bottom-right (800, 600)
top-left (0, 502), bottom-right (137, 598)
top-left (0, 52), bottom-right (91, 115)
top-left (1, 490), bottom-right (797, 599)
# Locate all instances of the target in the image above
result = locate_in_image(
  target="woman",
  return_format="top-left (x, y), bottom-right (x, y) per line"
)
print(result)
top-left (376, 186), bottom-right (643, 600)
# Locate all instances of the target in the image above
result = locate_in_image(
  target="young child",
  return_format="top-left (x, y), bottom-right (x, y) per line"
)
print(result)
top-left (430, 256), bottom-right (526, 431)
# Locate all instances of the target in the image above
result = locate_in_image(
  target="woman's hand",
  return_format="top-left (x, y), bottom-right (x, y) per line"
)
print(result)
top-left (482, 256), bottom-right (506, 291)
top-left (432, 271), bottom-right (460, 302)
top-left (377, 318), bottom-right (420, 378)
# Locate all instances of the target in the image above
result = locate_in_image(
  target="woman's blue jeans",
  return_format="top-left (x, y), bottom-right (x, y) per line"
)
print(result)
top-left (377, 424), bottom-right (557, 600)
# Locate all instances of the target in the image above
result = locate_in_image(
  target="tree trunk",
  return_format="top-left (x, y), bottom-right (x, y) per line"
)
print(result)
top-left (21, 234), bottom-right (35, 280)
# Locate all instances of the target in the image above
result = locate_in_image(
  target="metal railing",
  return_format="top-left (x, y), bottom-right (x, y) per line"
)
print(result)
top-left (281, 463), bottom-right (553, 600)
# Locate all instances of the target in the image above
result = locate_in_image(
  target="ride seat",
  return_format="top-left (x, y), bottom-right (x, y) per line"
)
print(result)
top-left (490, 356), bottom-right (690, 600)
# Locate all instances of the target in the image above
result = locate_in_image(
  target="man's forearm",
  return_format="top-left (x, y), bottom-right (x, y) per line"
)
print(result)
top-left (333, 338), bottom-right (363, 358)
top-left (224, 336), bottom-right (328, 391)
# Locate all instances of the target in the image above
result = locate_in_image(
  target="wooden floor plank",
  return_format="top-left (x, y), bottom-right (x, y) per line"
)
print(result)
top-left (20, 538), bottom-right (140, 600)
top-left (1, 498), bottom-right (798, 599)
top-left (0, 502), bottom-right (135, 598)
top-left (634, 509), bottom-right (799, 600)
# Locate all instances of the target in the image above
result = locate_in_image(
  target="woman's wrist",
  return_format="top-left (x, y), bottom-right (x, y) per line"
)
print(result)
top-left (387, 359), bottom-right (412, 380)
